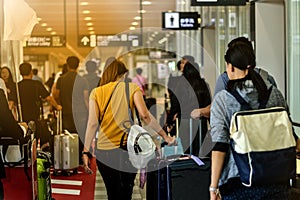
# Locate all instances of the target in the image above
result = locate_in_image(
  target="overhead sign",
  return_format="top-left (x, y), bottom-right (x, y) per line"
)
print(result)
top-left (149, 50), bottom-right (176, 59)
top-left (78, 34), bottom-right (141, 47)
top-left (191, 0), bottom-right (247, 6)
top-left (24, 35), bottom-right (65, 47)
top-left (162, 12), bottom-right (200, 30)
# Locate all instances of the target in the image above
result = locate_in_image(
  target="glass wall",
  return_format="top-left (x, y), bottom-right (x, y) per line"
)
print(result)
top-left (215, 5), bottom-right (250, 73)
top-left (286, 0), bottom-right (300, 132)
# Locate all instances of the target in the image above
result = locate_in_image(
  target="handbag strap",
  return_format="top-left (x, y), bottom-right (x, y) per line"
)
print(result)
top-left (120, 75), bottom-right (143, 149)
top-left (125, 77), bottom-right (142, 126)
top-left (99, 81), bottom-right (120, 124)
top-left (125, 77), bottom-right (134, 125)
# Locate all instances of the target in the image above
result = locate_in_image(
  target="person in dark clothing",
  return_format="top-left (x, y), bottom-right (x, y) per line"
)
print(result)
top-left (18, 62), bottom-right (61, 145)
top-left (45, 72), bottom-right (55, 92)
top-left (0, 89), bottom-right (26, 142)
top-left (167, 62), bottom-right (211, 155)
top-left (83, 60), bottom-right (101, 95)
top-left (54, 56), bottom-right (89, 164)
top-left (0, 66), bottom-right (18, 119)
top-left (0, 88), bottom-right (27, 199)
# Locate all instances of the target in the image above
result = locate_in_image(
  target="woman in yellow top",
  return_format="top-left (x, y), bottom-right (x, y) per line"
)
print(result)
top-left (82, 58), bottom-right (175, 200)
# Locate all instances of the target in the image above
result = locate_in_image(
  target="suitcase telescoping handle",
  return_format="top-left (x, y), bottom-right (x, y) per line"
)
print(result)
top-left (160, 118), bottom-right (180, 158)
top-left (57, 110), bottom-right (63, 135)
top-left (64, 130), bottom-right (75, 139)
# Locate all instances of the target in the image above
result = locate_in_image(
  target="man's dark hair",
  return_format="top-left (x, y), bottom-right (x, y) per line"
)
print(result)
top-left (86, 60), bottom-right (97, 73)
top-left (66, 56), bottom-right (80, 70)
top-left (136, 68), bottom-right (143, 75)
top-left (19, 62), bottom-right (32, 76)
top-left (228, 37), bottom-right (253, 49)
top-left (32, 68), bottom-right (38, 75)
top-left (182, 55), bottom-right (195, 63)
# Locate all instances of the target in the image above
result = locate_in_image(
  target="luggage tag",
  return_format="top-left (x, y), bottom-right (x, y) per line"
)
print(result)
top-left (190, 155), bottom-right (205, 166)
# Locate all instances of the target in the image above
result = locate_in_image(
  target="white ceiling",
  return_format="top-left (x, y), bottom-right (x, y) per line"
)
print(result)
top-left (24, 0), bottom-right (176, 64)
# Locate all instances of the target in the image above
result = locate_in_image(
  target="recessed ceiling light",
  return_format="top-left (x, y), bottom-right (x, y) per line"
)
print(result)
top-left (134, 16), bottom-right (141, 20)
top-left (129, 27), bottom-right (136, 30)
top-left (41, 23), bottom-right (47, 27)
top-left (46, 27), bottom-right (53, 31)
top-left (138, 10), bottom-right (146, 14)
top-left (88, 27), bottom-right (94, 31)
top-left (80, 2), bottom-right (89, 6)
top-left (51, 31), bottom-right (57, 35)
top-left (82, 10), bottom-right (90, 14)
top-left (86, 22), bottom-right (93, 26)
top-left (37, 17), bottom-right (42, 21)
top-left (131, 22), bottom-right (138, 26)
top-left (142, 1), bottom-right (152, 5)
top-left (84, 17), bottom-right (92, 21)
top-left (89, 31), bottom-right (95, 34)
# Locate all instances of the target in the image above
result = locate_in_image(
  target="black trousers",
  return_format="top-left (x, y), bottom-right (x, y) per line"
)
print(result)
top-left (95, 148), bottom-right (137, 200)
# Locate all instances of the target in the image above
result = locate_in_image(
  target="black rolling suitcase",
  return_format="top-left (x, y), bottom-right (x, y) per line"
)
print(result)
top-left (146, 118), bottom-right (211, 200)
top-left (147, 156), bottom-right (210, 200)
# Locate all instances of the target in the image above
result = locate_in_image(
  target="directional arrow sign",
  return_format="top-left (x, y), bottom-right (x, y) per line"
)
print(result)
top-left (79, 35), bottom-right (90, 46)
top-left (81, 36), bottom-right (90, 46)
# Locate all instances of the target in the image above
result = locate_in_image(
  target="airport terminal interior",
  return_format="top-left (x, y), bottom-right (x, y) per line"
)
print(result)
top-left (0, 0), bottom-right (300, 199)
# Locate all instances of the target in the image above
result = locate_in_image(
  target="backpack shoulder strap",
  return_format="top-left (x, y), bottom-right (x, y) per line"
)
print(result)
top-left (258, 86), bottom-right (272, 109)
top-left (227, 89), bottom-right (252, 110)
top-left (227, 86), bottom-right (273, 110)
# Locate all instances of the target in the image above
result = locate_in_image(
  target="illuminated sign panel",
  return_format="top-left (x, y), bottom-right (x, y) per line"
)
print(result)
top-left (25, 36), bottom-right (65, 47)
top-left (191, 0), bottom-right (246, 6)
top-left (162, 12), bottom-right (200, 30)
top-left (79, 34), bottom-right (141, 47)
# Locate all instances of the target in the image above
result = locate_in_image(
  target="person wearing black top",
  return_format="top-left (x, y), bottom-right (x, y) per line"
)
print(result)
top-left (167, 62), bottom-right (211, 155)
top-left (0, 88), bottom-right (27, 199)
top-left (18, 62), bottom-right (61, 146)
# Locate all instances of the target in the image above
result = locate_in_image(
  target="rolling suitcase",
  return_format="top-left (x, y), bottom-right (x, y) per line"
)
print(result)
top-left (53, 111), bottom-right (79, 176)
top-left (147, 118), bottom-right (211, 200)
top-left (147, 156), bottom-right (211, 200)
top-left (37, 151), bottom-right (53, 200)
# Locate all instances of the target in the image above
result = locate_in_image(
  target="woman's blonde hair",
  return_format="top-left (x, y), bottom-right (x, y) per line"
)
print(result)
top-left (99, 59), bottom-right (128, 86)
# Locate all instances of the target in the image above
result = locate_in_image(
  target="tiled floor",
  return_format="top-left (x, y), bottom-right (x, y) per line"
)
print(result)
top-left (94, 169), bottom-right (146, 200)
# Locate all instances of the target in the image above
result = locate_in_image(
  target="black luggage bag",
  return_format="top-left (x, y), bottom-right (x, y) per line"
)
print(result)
top-left (146, 117), bottom-right (211, 200)
top-left (146, 156), bottom-right (211, 200)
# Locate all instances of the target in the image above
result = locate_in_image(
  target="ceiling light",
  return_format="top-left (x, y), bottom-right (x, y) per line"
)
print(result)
top-left (134, 16), bottom-right (141, 20)
top-left (129, 27), bottom-right (136, 30)
top-left (80, 2), bottom-right (89, 6)
top-left (89, 31), bottom-right (95, 34)
top-left (41, 23), bottom-right (47, 27)
top-left (82, 10), bottom-right (90, 14)
top-left (51, 31), bottom-right (57, 35)
top-left (37, 17), bottom-right (42, 21)
top-left (46, 27), bottom-right (53, 31)
top-left (88, 27), bottom-right (94, 31)
top-left (158, 37), bottom-right (167, 44)
top-left (86, 22), bottom-right (93, 26)
top-left (131, 22), bottom-right (138, 26)
top-left (138, 10), bottom-right (146, 14)
top-left (84, 17), bottom-right (92, 21)
top-left (142, 1), bottom-right (152, 5)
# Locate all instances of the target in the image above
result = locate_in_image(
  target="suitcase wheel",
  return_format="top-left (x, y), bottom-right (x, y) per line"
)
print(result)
top-left (53, 170), bottom-right (60, 176)
top-left (72, 168), bottom-right (78, 175)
